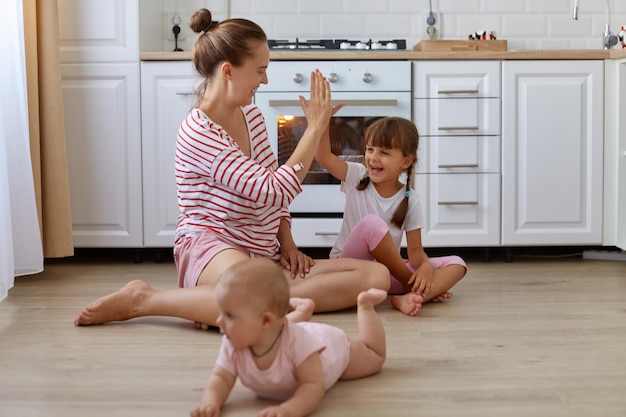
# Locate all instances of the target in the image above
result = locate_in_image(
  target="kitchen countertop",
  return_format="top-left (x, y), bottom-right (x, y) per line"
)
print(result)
top-left (141, 49), bottom-right (626, 61)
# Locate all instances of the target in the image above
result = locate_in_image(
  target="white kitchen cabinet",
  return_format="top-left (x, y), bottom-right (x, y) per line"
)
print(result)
top-left (604, 58), bottom-right (626, 251)
top-left (412, 61), bottom-right (501, 247)
top-left (501, 60), bottom-right (604, 246)
top-left (289, 218), bottom-right (345, 249)
top-left (140, 61), bottom-right (200, 247)
top-left (59, 0), bottom-right (142, 247)
top-left (61, 63), bottom-right (142, 247)
top-left (58, 0), bottom-right (139, 63)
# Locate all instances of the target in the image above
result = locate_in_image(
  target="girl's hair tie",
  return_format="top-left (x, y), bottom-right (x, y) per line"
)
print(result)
top-left (405, 191), bottom-right (411, 198)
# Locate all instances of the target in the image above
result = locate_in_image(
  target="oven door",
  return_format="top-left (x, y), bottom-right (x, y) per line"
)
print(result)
top-left (255, 91), bottom-right (411, 213)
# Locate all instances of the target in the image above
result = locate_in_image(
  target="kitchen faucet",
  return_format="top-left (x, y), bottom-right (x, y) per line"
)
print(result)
top-left (572, 0), bottom-right (618, 49)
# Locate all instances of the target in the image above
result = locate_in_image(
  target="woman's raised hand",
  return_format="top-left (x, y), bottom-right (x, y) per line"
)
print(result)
top-left (299, 70), bottom-right (332, 133)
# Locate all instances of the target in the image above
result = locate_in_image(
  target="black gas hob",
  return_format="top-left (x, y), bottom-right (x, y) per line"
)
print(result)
top-left (267, 38), bottom-right (407, 50)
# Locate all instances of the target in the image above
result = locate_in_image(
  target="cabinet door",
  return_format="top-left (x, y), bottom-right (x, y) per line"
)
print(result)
top-left (62, 63), bottom-right (142, 247)
top-left (502, 60), bottom-right (603, 245)
top-left (58, 0), bottom-right (138, 63)
top-left (618, 64), bottom-right (626, 251)
top-left (604, 59), bottom-right (626, 250)
top-left (141, 61), bottom-right (200, 247)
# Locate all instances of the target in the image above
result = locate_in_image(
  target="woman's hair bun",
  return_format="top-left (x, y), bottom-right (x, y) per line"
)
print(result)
top-left (189, 8), bottom-right (213, 33)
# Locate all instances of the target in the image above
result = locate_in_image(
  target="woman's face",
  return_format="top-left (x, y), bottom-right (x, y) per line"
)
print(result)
top-left (230, 40), bottom-right (270, 106)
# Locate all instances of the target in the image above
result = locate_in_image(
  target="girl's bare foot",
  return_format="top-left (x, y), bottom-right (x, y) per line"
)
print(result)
top-left (429, 291), bottom-right (453, 303)
top-left (287, 297), bottom-right (315, 323)
top-left (74, 280), bottom-right (151, 326)
top-left (357, 288), bottom-right (388, 309)
top-left (390, 293), bottom-right (423, 316)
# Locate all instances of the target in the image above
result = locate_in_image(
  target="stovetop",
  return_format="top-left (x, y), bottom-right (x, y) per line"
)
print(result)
top-left (267, 38), bottom-right (407, 51)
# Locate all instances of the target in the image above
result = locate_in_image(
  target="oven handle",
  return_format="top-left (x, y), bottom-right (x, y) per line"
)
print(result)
top-left (268, 99), bottom-right (398, 107)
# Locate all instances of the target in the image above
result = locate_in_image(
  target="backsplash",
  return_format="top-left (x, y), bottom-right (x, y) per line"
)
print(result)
top-left (139, 0), bottom-right (626, 52)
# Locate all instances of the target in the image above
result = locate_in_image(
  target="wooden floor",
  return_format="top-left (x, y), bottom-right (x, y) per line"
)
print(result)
top-left (1, 248), bottom-right (625, 417)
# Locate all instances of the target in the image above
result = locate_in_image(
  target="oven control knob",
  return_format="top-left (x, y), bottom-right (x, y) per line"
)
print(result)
top-left (362, 72), bottom-right (373, 83)
top-left (328, 72), bottom-right (338, 83)
top-left (293, 73), bottom-right (304, 84)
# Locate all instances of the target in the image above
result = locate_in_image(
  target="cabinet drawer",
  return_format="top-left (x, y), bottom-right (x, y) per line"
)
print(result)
top-left (414, 97), bottom-right (501, 136)
top-left (417, 136), bottom-right (500, 174)
top-left (412, 61), bottom-right (501, 98)
top-left (291, 218), bottom-right (344, 248)
top-left (416, 173), bottom-right (501, 247)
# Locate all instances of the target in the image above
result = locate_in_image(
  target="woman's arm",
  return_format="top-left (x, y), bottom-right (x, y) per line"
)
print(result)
top-left (256, 352), bottom-right (326, 417)
top-left (191, 365), bottom-right (237, 417)
top-left (277, 218), bottom-right (314, 278)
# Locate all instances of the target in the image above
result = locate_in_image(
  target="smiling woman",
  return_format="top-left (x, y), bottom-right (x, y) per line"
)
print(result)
top-left (74, 8), bottom-right (389, 332)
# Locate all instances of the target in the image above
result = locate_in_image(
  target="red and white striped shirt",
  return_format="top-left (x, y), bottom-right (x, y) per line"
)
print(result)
top-left (174, 105), bottom-right (302, 259)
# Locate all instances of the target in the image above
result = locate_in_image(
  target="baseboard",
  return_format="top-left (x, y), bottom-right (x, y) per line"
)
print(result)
top-left (582, 249), bottom-right (626, 262)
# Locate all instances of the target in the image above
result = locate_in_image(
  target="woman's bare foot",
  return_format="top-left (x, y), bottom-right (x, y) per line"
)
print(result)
top-left (429, 291), bottom-right (453, 303)
top-left (74, 280), bottom-right (151, 326)
top-left (287, 297), bottom-right (315, 323)
top-left (390, 292), bottom-right (424, 316)
top-left (357, 288), bottom-right (388, 309)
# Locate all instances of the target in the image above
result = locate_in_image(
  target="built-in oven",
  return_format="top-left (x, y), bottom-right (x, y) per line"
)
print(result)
top-left (255, 60), bottom-right (412, 215)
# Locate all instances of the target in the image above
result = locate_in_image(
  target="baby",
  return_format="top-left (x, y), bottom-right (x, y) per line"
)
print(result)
top-left (191, 257), bottom-right (387, 417)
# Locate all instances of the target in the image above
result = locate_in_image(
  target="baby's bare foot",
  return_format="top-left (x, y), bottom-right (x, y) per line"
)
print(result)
top-left (74, 280), bottom-right (151, 326)
top-left (357, 288), bottom-right (387, 309)
top-left (287, 297), bottom-right (315, 323)
top-left (390, 293), bottom-right (424, 316)
top-left (429, 291), bottom-right (453, 303)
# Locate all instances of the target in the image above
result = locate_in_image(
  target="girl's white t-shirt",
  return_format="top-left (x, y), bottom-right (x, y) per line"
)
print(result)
top-left (330, 162), bottom-right (424, 258)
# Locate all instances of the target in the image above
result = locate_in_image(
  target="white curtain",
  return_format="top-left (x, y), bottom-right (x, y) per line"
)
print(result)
top-left (0, 0), bottom-right (44, 301)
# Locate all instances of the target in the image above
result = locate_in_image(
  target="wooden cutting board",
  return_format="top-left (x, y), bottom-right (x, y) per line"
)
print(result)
top-left (413, 40), bottom-right (508, 52)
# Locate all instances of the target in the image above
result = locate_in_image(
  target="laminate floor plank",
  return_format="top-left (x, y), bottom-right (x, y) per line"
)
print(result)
top-left (1, 251), bottom-right (625, 416)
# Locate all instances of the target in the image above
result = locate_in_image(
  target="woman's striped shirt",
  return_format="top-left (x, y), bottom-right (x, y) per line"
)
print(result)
top-left (174, 105), bottom-right (302, 259)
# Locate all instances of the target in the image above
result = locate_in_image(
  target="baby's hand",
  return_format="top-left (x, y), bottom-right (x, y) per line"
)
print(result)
top-left (190, 403), bottom-right (220, 417)
top-left (256, 404), bottom-right (291, 417)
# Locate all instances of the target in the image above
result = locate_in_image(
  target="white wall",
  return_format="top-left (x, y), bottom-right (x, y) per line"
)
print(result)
top-left (141, 0), bottom-right (626, 52)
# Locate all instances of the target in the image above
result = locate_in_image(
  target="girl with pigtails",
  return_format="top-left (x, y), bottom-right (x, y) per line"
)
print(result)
top-left (315, 117), bottom-right (467, 316)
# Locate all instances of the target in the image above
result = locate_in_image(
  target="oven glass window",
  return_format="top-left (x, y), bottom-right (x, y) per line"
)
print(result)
top-left (277, 116), bottom-right (382, 184)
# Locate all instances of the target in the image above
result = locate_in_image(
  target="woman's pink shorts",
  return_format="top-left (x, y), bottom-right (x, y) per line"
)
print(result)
top-left (174, 230), bottom-right (250, 288)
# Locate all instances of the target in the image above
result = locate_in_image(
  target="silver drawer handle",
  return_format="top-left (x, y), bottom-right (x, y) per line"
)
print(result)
top-left (175, 91), bottom-right (195, 96)
top-left (438, 164), bottom-right (479, 169)
top-left (314, 231), bottom-right (340, 236)
top-left (438, 126), bottom-right (480, 131)
top-left (437, 89), bottom-right (479, 95)
top-left (438, 201), bottom-right (479, 205)
top-left (268, 99), bottom-right (398, 107)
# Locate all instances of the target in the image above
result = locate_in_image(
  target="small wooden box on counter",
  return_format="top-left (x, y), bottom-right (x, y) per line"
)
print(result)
top-left (413, 40), bottom-right (508, 52)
